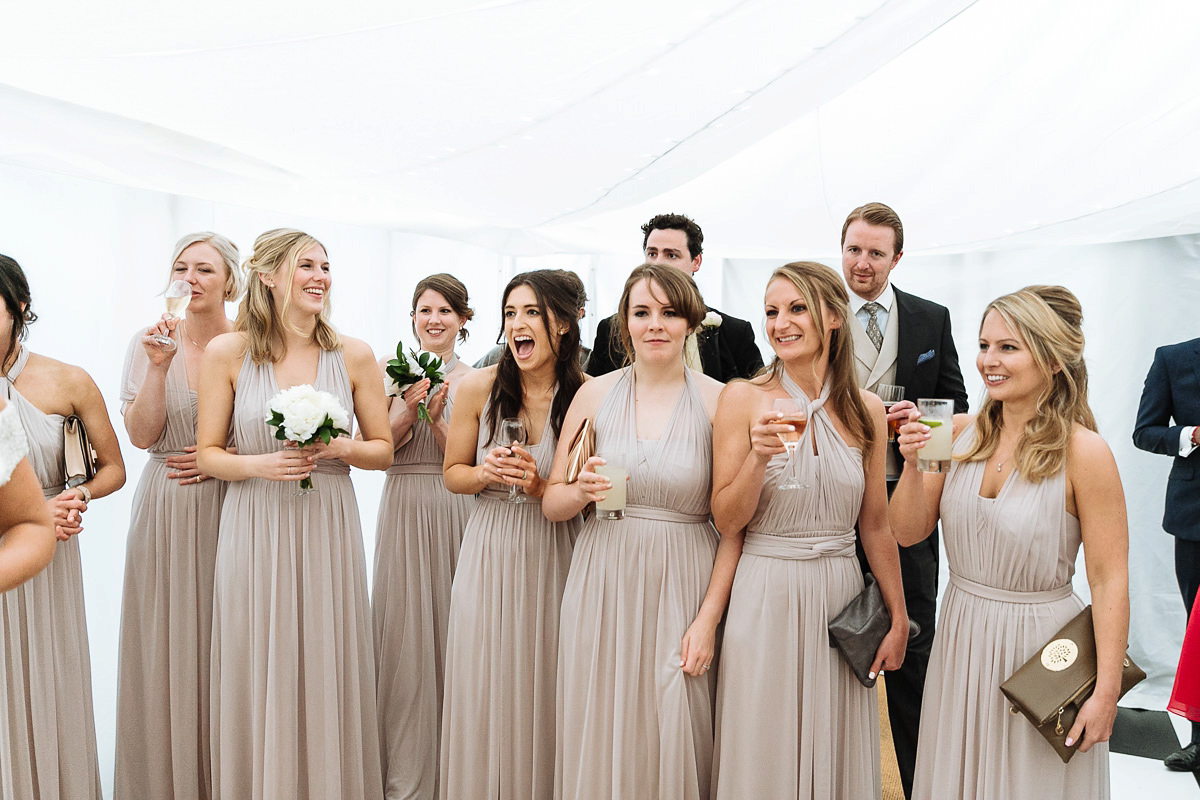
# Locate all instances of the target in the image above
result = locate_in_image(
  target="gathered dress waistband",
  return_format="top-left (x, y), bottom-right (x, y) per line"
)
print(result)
top-left (949, 571), bottom-right (1073, 604)
top-left (619, 505), bottom-right (710, 525)
top-left (386, 463), bottom-right (443, 476)
top-left (741, 530), bottom-right (857, 560)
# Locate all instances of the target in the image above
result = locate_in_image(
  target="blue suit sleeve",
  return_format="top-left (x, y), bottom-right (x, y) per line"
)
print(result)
top-left (1133, 347), bottom-right (1184, 456)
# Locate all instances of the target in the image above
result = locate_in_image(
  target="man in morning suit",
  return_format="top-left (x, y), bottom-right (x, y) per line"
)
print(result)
top-left (1133, 337), bottom-right (1200, 770)
top-left (841, 202), bottom-right (968, 799)
top-left (585, 213), bottom-right (763, 381)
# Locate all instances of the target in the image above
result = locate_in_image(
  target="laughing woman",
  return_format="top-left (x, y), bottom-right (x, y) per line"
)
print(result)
top-left (197, 229), bottom-right (392, 800)
top-left (440, 269), bottom-right (585, 800)
top-left (373, 273), bottom-right (475, 800)
top-left (544, 264), bottom-right (728, 800)
top-left (114, 232), bottom-right (241, 800)
top-left (0, 254), bottom-right (126, 800)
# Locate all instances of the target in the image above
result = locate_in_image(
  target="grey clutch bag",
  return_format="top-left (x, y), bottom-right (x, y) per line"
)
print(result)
top-left (827, 574), bottom-right (919, 688)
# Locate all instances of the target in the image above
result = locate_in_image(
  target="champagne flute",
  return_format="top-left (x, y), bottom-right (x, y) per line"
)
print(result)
top-left (499, 417), bottom-right (528, 503)
top-left (150, 280), bottom-right (194, 350)
top-left (773, 397), bottom-right (808, 490)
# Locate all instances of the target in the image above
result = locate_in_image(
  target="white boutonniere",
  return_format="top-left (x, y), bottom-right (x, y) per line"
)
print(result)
top-left (702, 311), bottom-right (723, 328)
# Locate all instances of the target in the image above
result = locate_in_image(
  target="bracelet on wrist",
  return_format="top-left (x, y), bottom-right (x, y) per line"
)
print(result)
top-left (76, 484), bottom-right (92, 504)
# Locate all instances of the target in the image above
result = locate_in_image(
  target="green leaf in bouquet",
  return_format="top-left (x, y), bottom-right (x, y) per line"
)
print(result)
top-left (321, 429), bottom-right (332, 444)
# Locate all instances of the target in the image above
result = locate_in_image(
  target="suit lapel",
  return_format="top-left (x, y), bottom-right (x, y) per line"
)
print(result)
top-left (892, 287), bottom-right (925, 388)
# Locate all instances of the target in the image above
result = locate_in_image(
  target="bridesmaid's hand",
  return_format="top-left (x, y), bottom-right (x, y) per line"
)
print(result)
top-left (749, 411), bottom-right (789, 460)
top-left (308, 436), bottom-right (356, 463)
top-left (258, 447), bottom-right (313, 483)
top-left (140, 314), bottom-right (180, 367)
top-left (166, 445), bottom-right (212, 486)
top-left (504, 444), bottom-right (544, 498)
top-left (895, 408), bottom-right (930, 467)
top-left (1065, 693), bottom-right (1118, 752)
top-left (869, 623), bottom-right (909, 681)
top-left (424, 383), bottom-right (449, 424)
top-left (680, 617), bottom-right (717, 677)
top-left (47, 489), bottom-right (87, 540)
top-left (573, 457), bottom-right (612, 505)
top-left (397, 379), bottom-right (430, 428)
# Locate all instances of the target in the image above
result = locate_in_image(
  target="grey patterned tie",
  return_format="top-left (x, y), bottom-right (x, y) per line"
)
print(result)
top-left (863, 302), bottom-right (884, 351)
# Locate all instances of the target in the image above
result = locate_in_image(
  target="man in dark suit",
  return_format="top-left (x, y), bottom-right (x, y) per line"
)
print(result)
top-left (585, 213), bottom-right (763, 382)
top-left (1134, 337), bottom-right (1200, 770)
top-left (841, 202), bottom-right (968, 799)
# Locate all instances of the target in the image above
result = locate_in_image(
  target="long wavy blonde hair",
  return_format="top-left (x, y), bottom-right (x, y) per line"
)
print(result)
top-left (235, 228), bottom-right (340, 363)
top-left (762, 262), bottom-right (875, 458)
top-left (959, 285), bottom-right (1096, 481)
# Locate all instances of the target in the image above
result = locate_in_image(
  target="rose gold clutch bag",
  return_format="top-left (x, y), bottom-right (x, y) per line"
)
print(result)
top-left (564, 418), bottom-right (594, 484)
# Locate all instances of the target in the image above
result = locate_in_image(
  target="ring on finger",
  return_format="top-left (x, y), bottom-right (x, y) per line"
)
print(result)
top-left (522, 469), bottom-right (528, 480)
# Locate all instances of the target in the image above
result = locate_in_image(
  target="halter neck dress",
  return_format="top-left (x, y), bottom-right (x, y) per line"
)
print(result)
top-left (114, 329), bottom-right (228, 799)
top-left (0, 345), bottom-right (103, 800)
top-left (209, 347), bottom-right (382, 800)
top-left (556, 368), bottom-right (720, 800)
top-left (911, 421), bottom-right (1107, 799)
top-left (439, 398), bottom-right (579, 800)
top-left (373, 362), bottom-right (475, 800)
top-left (712, 375), bottom-right (881, 800)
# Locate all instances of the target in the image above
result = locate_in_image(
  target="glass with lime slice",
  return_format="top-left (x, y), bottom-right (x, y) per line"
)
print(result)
top-left (917, 399), bottom-right (954, 473)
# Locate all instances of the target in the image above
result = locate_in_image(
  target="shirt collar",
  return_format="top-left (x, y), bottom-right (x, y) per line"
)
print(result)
top-left (848, 282), bottom-right (894, 315)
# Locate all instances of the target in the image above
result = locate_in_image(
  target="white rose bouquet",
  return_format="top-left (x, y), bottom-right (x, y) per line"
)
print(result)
top-left (264, 384), bottom-right (351, 492)
top-left (385, 344), bottom-right (446, 422)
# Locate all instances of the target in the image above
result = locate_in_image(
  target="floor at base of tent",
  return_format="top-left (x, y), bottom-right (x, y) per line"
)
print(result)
top-left (877, 681), bottom-right (1200, 798)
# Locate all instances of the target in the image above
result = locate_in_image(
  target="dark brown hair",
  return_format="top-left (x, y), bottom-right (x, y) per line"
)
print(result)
top-left (485, 270), bottom-right (585, 443)
top-left (0, 255), bottom-right (37, 376)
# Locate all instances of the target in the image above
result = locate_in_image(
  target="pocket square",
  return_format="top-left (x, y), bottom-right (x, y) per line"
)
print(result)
top-left (916, 349), bottom-right (935, 365)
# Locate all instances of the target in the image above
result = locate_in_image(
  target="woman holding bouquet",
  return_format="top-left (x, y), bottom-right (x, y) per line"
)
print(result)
top-left (114, 231), bottom-right (241, 800)
top-left (440, 269), bottom-right (585, 800)
top-left (197, 228), bottom-right (392, 800)
top-left (373, 273), bottom-right (475, 800)
top-left (0, 253), bottom-right (126, 800)
top-left (543, 264), bottom-right (728, 800)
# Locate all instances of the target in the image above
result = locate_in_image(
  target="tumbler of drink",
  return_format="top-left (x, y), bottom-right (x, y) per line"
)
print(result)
top-left (595, 455), bottom-right (627, 520)
top-left (876, 383), bottom-right (906, 442)
top-left (916, 398), bottom-right (954, 473)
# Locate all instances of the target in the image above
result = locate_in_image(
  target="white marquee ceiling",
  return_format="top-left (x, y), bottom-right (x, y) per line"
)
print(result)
top-left (0, 0), bottom-right (1196, 256)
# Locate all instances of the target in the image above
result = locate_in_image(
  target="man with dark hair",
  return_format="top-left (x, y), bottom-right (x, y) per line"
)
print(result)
top-left (585, 213), bottom-right (762, 381)
top-left (1134, 337), bottom-right (1200, 771)
top-left (841, 201), bottom-right (968, 800)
